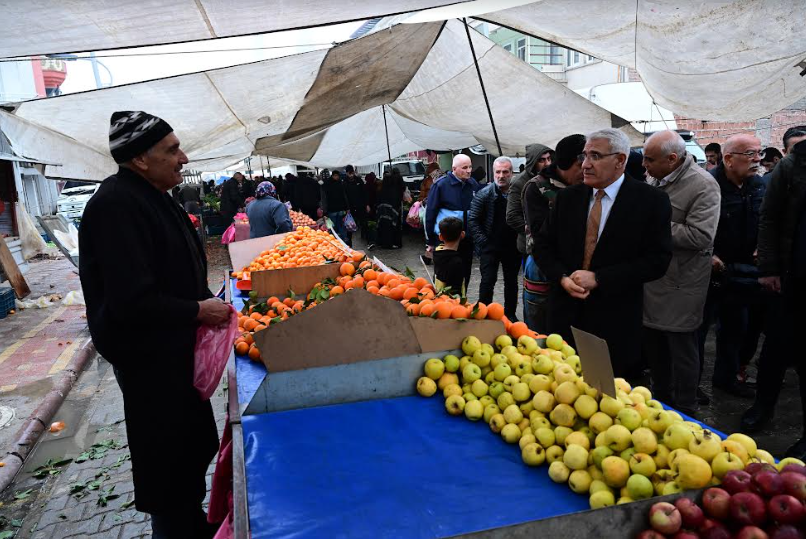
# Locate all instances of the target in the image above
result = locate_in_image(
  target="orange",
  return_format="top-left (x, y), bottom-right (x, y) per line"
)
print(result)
top-left (250, 312), bottom-right (263, 321)
top-left (330, 286), bottom-right (345, 297)
top-left (509, 321), bottom-right (530, 339)
top-left (243, 333), bottom-right (254, 346)
top-left (386, 278), bottom-right (400, 289)
top-left (267, 297), bottom-right (280, 307)
top-left (243, 319), bottom-right (259, 331)
top-left (235, 342), bottom-right (249, 355)
top-left (352, 275), bottom-right (365, 288)
top-left (388, 285), bottom-right (406, 301)
top-left (283, 297), bottom-right (296, 307)
top-left (366, 285), bottom-right (380, 295)
top-left (378, 287), bottom-right (391, 297)
top-left (352, 251), bottom-right (365, 263)
top-left (419, 288), bottom-right (435, 300)
top-left (344, 280), bottom-right (356, 290)
top-left (472, 302), bottom-right (488, 320)
top-left (412, 277), bottom-right (428, 289)
top-left (487, 302), bottom-right (505, 320)
top-left (502, 315), bottom-right (512, 331)
top-left (450, 305), bottom-right (468, 319)
top-left (435, 302), bottom-right (453, 319)
top-left (359, 260), bottom-right (372, 269)
top-left (366, 280), bottom-right (380, 289)
top-left (419, 303), bottom-right (436, 317)
top-left (376, 272), bottom-right (390, 286)
top-left (406, 303), bottom-right (420, 316)
top-left (363, 269), bottom-right (377, 281)
top-left (254, 324), bottom-right (267, 332)
top-left (340, 262), bottom-right (356, 276)
top-left (402, 287), bottom-right (419, 300)
top-left (248, 345), bottom-right (261, 361)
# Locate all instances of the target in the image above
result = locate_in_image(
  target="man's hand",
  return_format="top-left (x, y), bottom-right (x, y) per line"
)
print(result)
top-left (570, 270), bottom-right (598, 291)
top-left (197, 298), bottom-right (231, 325)
top-left (759, 275), bottom-right (781, 293)
top-left (561, 276), bottom-right (590, 299)
top-left (712, 255), bottom-right (725, 273)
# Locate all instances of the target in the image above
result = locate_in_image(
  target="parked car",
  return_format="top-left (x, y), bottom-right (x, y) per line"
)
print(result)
top-left (637, 129), bottom-right (707, 166)
top-left (57, 183), bottom-right (100, 222)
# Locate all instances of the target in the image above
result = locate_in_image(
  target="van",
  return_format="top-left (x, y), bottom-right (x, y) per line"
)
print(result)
top-left (57, 183), bottom-right (100, 222)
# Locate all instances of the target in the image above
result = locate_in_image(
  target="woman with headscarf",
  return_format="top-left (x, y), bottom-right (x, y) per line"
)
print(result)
top-left (375, 170), bottom-right (405, 249)
top-left (418, 162), bottom-right (443, 264)
top-left (246, 181), bottom-right (293, 238)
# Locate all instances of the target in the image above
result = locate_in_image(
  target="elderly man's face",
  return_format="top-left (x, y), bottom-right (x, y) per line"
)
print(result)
top-left (580, 138), bottom-right (625, 190)
top-left (453, 157), bottom-right (472, 180)
top-left (536, 151), bottom-right (552, 172)
top-left (135, 132), bottom-right (188, 192)
top-left (493, 161), bottom-right (513, 190)
top-left (642, 140), bottom-right (681, 181)
top-left (724, 139), bottom-right (762, 181)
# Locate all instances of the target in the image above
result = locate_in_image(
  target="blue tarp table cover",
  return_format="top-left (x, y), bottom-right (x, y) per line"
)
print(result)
top-left (230, 278), bottom-right (269, 405)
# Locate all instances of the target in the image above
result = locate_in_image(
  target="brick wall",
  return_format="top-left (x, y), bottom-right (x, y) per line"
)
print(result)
top-left (674, 106), bottom-right (806, 151)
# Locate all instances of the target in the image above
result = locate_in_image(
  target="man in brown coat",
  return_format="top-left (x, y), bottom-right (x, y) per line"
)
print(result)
top-left (642, 130), bottom-right (721, 416)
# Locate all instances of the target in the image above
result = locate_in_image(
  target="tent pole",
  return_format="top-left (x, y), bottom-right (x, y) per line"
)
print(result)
top-left (382, 104), bottom-right (393, 167)
top-left (462, 18), bottom-right (502, 156)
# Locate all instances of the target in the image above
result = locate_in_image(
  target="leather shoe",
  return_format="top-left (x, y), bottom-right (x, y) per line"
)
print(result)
top-left (697, 387), bottom-right (711, 406)
top-left (740, 405), bottom-right (774, 433)
top-left (785, 437), bottom-right (806, 461)
top-left (713, 380), bottom-right (755, 399)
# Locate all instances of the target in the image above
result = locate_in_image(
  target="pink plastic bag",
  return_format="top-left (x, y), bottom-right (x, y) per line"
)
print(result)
top-left (194, 305), bottom-right (239, 400)
top-left (221, 224), bottom-right (237, 245)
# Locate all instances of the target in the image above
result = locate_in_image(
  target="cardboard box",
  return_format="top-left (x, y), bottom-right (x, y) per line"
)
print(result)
top-left (252, 289), bottom-right (506, 373)
top-left (228, 232), bottom-right (343, 298)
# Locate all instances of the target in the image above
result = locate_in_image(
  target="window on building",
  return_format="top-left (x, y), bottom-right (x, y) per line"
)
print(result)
top-left (567, 48), bottom-right (597, 68)
top-left (517, 38), bottom-right (527, 61)
top-left (504, 43), bottom-right (512, 52)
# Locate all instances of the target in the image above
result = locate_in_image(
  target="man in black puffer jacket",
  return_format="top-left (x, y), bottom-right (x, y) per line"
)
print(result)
top-left (468, 156), bottom-right (520, 320)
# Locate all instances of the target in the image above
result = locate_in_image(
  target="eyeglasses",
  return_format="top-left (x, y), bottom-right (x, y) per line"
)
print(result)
top-left (577, 152), bottom-right (619, 164)
top-left (727, 150), bottom-right (765, 159)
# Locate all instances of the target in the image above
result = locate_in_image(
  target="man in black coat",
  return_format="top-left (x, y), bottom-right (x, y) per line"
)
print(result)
top-left (534, 128), bottom-right (672, 379)
top-left (220, 172), bottom-right (244, 224)
top-left (79, 111), bottom-right (230, 539)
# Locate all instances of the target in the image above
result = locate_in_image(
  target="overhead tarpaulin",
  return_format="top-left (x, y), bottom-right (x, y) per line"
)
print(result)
top-left (11, 21), bottom-right (640, 172)
top-left (0, 0), bottom-right (476, 58)
top-left (0, 111), bottom-right (117, 180)
top-left (473, 0), bottom-right (806, 121)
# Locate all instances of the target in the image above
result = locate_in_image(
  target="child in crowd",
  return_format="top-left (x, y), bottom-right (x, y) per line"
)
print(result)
top-left (433, 217), bottom-right (466, 296)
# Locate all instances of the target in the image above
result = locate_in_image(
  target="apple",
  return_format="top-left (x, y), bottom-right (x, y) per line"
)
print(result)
top-left (768, 495), bottom-right (805, 526)
top-left (464, 399), bottom-right (484, 421)
top-left (755, 450), bottom-right (776, 466)
top-left (654, 445), bottom-right (670, 469)
top-left (565, 354), bottom-right (582, 374)
top-left (489, 381), bottom-right (505, 399)
top-left (545, 333), bottom-right (563, 350)
top-left (601, 456), bottom-right (630, 488)
top-left (501, 423), bottom-right (522, 443)
top-left (483, 404), bottom-right (500, 423)
top-left (555, 381), bottom-right (581, 405)
top-left (462, 363), bottom-right (481, 383)
top-left (489, 413), bottom-right (506, 433)
top-left (546, 445), bottom-right (565, 464)
top-left (548, 460), bottom-right (571, 483)
top-left (675, 497), bottom-right (705, 529)
top-left (503, 404), bottom-right (524, 424)
top-left (735, 526), bottom-right (770, 539)
top-left (528, 375), bottom-right (552, 394)
top-left (630, 427), bottom-right (657, 454)
top-left (723, 469), bottom-right (754, 494)
top-left (729, 492), bottom-right (768, 527)
top-left (781, 471), bottom-right (806, 502)
top-left (664, 423), bottom-right (695, 451)
top-left (626, 474), bottom-right (653, 500)
top-left (531, 355), bottom-right (554, 376)
top-left (616, 408), bottom-right (643, 431)
top-left (445, 395), bottom-right (465, 416)
top-left (549, 404), bottom-right (577, 427)
top-left (600, 395), bottom-right (625, 417)
top-left (648, 409), bottom-right (674, 434)
top-left (553, 426), bottom-right (571, 446)
top-left (521, 442), bottom-right (546, 466)
top-left (690, 429), bottom-right (723, 463)
top-left (497, 391), bottom-right (515, 410)
top-left (516, 334), bottom-right (538, 355)
top-left (722, 440), bottom-right (750, 464)
top-left (767, 524), bottom-right (805, 539)
top-left (469, 378), bottom-right (489, 398)
top-left (437, 372), bottom-right (459, 391)
top-left (701, 523), bottom-right (732, 539)
top-left (564, 444), bottom-right (589, 471)
top-left (443, 384), bottom-right (463, 399)
top-left (753, 470), bottom-right (784, 497)
top-left (589, 490), bottom-right (615, 509)
top-left (424, 358), bottom-right (445, 380)
top-left (777, 458), bottom-right (806, 472)
top-left (416, 377), bottom-right (437, 397)
top-left (511, 382), bottom-right (531, 402)
top-left (629, 453), bottom-right (657, 477)
top-left (533, 427), bottom-right (555, 448)
top-left (565, 431), bottom-right (591, 451)
top-left (728, 433), bottom-right (758, 458)
top-left (712, 451), bottom-right (746, 479)
top-left (636, 531), bottom-right (666, 539)
top-left (591, 446), bottom-right (614, 469)
top-left (493, 363), bottom-right (512, 382)
top-left (553, 364), bottom-right (577, 384)
top-left (672, 531), bottom-right (700, 539)
top-left (589, 412), bottom-right (615, 435)
top-left (649, 502), bottom-right (682, 535)
top-left (568, 469), bottom-right (593, 494)
top-left (462, 335), bottom-right (481, 355)
top-left (605, 424), bottom-right (632, 452)
top-left (663, 481), bottom-right (683, 495)
top-left (494, 334), bottom-right (513, 351)
top-left (703, 487), bottom-right (731, 520)
top-left (573, 394), bottom-right (598, 420)
top-left (780, 464), bottom-right (806, 476)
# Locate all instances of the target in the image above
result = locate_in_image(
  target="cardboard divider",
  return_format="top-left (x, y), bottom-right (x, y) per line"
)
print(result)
top-left (410, 317), bottom-right (505, 352)
top-left (227, 233), bottom-right (288, 272)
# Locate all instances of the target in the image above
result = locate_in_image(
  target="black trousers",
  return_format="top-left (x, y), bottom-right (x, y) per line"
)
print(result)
top-left (644, 327), bottom-right (700, 411)
top-left (459, 238), bottom-right (475, 293)
top-left (151, 507), bottom-right (217, 539)
top-left (478, 247), bottom-right (521, 320)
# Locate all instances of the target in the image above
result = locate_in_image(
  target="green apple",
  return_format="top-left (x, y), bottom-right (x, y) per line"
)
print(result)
top-left (548, 350), bottom-right (565, 363)
top-left (481, 343), bottom-right (494, 357)
top-left (555, 381), bottom-right (581, 405)
top-left (589, 480), bottom-right (610, 496)
top-left (569, 469), bottom-right (593, 494)
top-left (464, 399), bottom-right (484, 421)
top-left (565, 431), bottom-right (591, 451)
top-left (472, 349), bottom-right (491, 368)
top-left (683, 421), bottom-right (703, 432)
top-left (514, 359), bottom-right (533, 378)
top-left (532, 390), bottom-right (556, 413)
top-left (574, 395), bottom-right (598, 419)
top-left (535, 427), bottom-right (556, 447)
top-left (646, 410), bottom-right (672, 434)
top-left (490, 353), bottom-right (507, 370)
top-left (721, 440), bottom-right (749, 464)
top-left (676, 454), bottom-right (712, 489)
top-left (616, 391), bottom-right (634, 406)
top-left (545, 333), bottom-right (564, 351)
top-left (653, 445), bottom-right (670, 469)
top-left (494, 334), bottom-right (513, 351)
top-left (517, 335), bottom-right (538, 355)
top-left (601, 456), bottom-right (630, 488)
top-left (594, 432), bottom-right (608, 448)
top-left (628, 392), bottom-right (645, 405)
top-left (522, 442), bottom-right (546, 466)
top-left (528, 374), bottom-right (552, 394)
top-left (503, 375), bottom-right (520, 392)
top-left (710, 451), bottom-right (744, 478)
top-left (503, 404), bottom-right (524, 424)
top-left (480, 366), bottom-right (492, 379)
top-left (561, 343), bottom-right (576, 356)
top-left (588, 465), bottom-right (605, 482)
top-left (519, 433), bottom-right (537, 450)
top-left (620, 448), bottom-right (636, 462)
top-left (458, 356), bottom-right (471, 374)
top-left (497, 391), bottom-right (515, 411)
top-left (416, 377), bottom-right (437, 397)
top-left (548, 461), bottom-right (571, 483)
top-left (663, 423), bottom-right (694, 451)
top-left (626, 474), bottom-right (653, 500)
top-left (443, 354), bottom-right (460, 373)
top-left (589, 412), bottom-right (614, 435)
top-left (590, 446), bottom-right (614, 469)
top-left (489, 381), bottom-right (505, 399)
top-left (600, 395), bottom-right (625, 418)
top-left (501, 345), bottom-right (519, 359)
top-left (629, 453), bottom-right (657, 477)
top-left (605, 425), bottom-right (632, 452)
top-left (489, 413), bottom-right (506, 433)
top-left (483, 403), bottom-right (500, 423)
top-left (512, 382), bottom-right (531, 402)
top-left (462, 393), bottom-right (477, 402)
top-left (564, 444), bottom-right (589, 470)
top-left (549, 404), bottom-right (577, 427)
top-left (689, 429), bottom-right (722, 463)
top-left (589, 490), bottom-right (615, 509)
top-left (462, 335), bottom-right (481, 356)
top-left (484, 371), bottom-right (495, 384)
top-left (777, 457), bottom-right (806, 471)
top-left (532, 354), bottom-right (554, 375)
top-left (501, 423), bottom-right (522, 444)
top-left (727, 433), bottom-right (757, 458)
top-left (519, 401), bottom-right (534, 415)
top-left (445, 395), bottom-right (465, 416)
top-left (531, 416), bottom-right (551, 431)
top-left (470, 379), bottom-right (489, 398)
top-left (546, 445), bottom-right (565, 464)
top-left (564, 355), bottom-right (582, 375)
top-left (462, 363), bottom-right (481, 383)
top-left (631, 386), bottom-right (652, 402)
top-left (479, 395), bottom-right (495, 407)
top-left (646, 399), bottom-right (663, 410)
top-left (553, 364), bottom-right (577, 385)
top-left (631, 428), bottom-right (658, 455)
top-left (616, 408), bottom-right (642, 431)
top-left (554, 426), bottom-right (573, 446)
top-left (520, 372), bottom-right (536, 386)
top-left (756, 449), bottom-right (775, 465)
top-left (578, 426), bottom-right (596, 445)
top-left (662, 481), bottom-right (682, 495)
top-left (443, 384), bottom-right (463, 399)
top-left (424, 358), bottom-right (445, 380)
top-left (462, 383), bottom-right (472, 394)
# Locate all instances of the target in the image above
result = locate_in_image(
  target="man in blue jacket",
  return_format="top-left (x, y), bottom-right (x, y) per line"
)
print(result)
top-left (426, 154), bottom-right (481, 290)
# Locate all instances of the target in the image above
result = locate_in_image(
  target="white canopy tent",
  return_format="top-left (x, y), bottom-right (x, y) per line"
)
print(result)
top-left (10, 20), bottom-right (641, 177)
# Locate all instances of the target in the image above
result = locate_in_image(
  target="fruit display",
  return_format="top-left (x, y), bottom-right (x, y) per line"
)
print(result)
top-left (416, 332), bottom-right (777, 512)
top-left (231, 226), bottom-right (351, 280)
top-left (289, 210), bottom-right (317, 229)
top-left (637, 461), bottom-right (806, 538)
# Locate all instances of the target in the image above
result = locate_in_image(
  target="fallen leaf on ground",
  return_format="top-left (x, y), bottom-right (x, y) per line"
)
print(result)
top-left (49, 421), bottom-right (66, 433)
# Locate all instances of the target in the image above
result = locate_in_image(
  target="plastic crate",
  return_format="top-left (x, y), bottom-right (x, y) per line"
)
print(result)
top-left (0, 287), bottom-right (14, 319)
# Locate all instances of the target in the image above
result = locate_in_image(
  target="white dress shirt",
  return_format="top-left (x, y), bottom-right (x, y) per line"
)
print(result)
top-left (587, 174), bottom-right (625, 239)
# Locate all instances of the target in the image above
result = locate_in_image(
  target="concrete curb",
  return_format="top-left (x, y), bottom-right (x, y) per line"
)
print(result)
top-left (0, 337), bottom-right (97, 493)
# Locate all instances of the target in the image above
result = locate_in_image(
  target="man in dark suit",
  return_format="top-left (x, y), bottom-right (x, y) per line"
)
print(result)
top-left (534, 128), bottom-right (673, 378)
